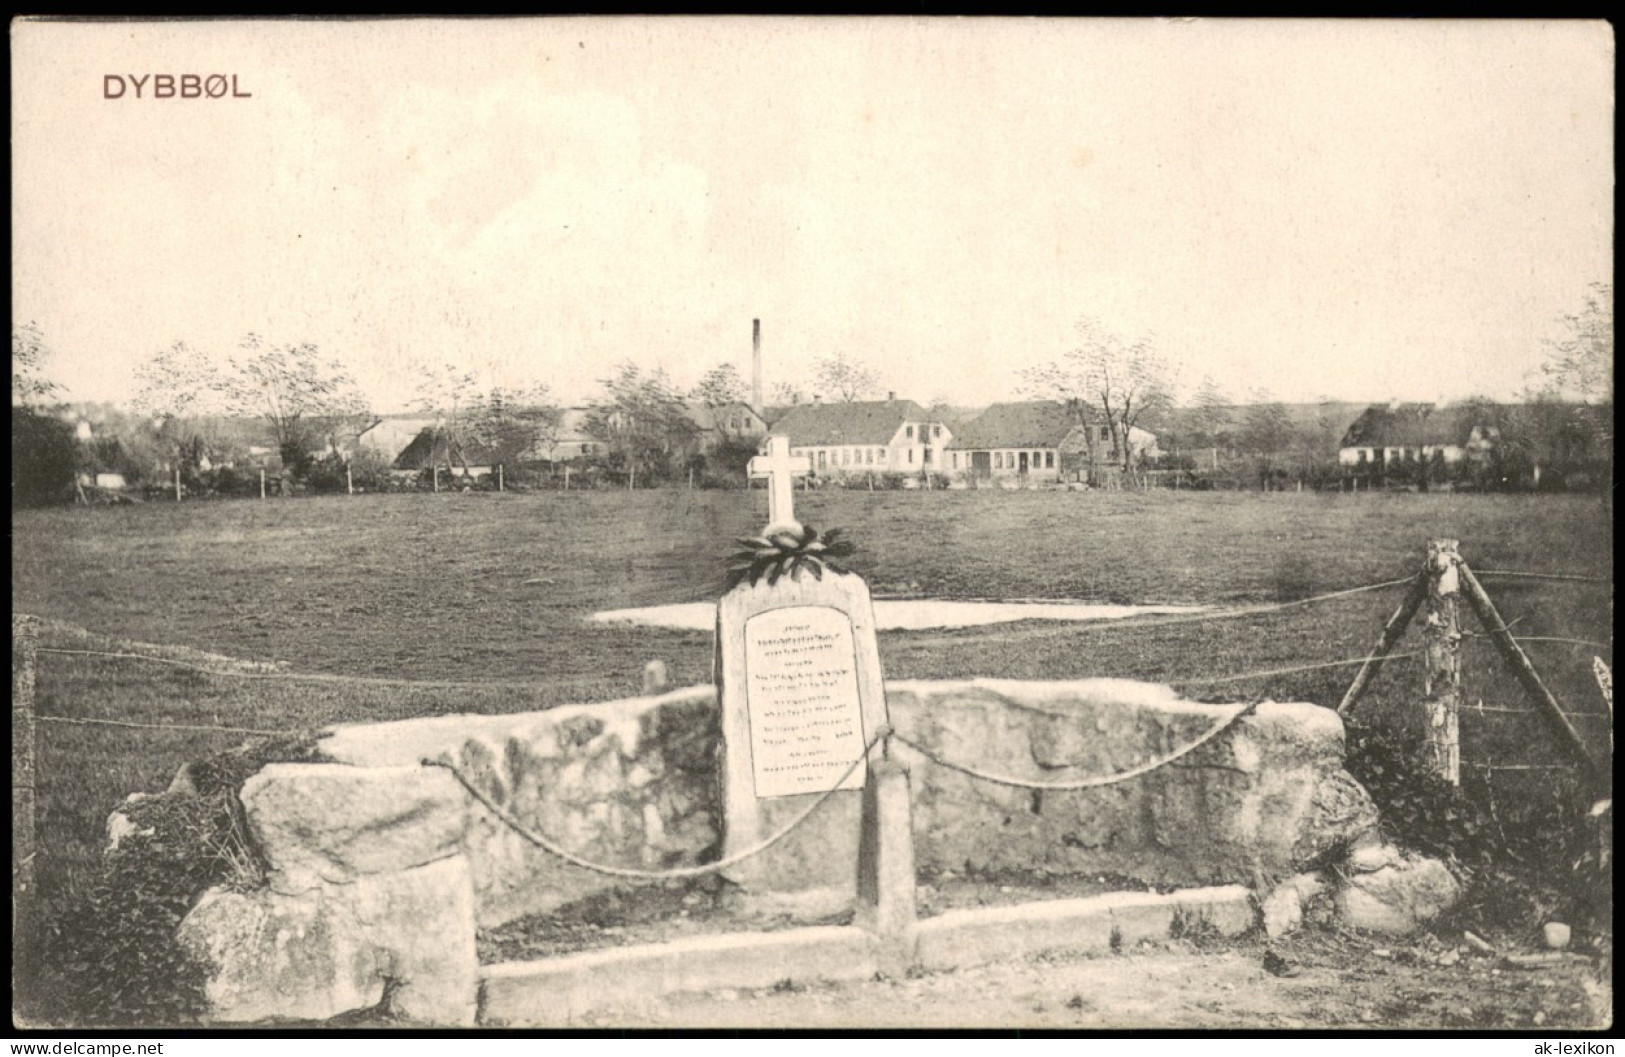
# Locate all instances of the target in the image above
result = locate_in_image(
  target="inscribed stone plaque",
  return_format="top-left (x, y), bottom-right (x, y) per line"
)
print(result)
top-left (744, 605), bottom-right (868, 798)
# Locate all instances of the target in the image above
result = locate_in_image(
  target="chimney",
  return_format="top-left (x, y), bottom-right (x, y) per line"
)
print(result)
top-left (751, 319), bottom-right (763, 414)
top-left (887, 391), bottom-right (896, 402)
top-left (813, 394), bottom-right (822, 404)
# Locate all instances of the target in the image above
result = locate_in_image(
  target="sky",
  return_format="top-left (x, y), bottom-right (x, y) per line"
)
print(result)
top-left (11, 18), bottom-right (1615, 414)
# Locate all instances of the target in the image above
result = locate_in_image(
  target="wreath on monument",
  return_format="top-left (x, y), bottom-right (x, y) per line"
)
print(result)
top-left (725, 524), bottom-right (857, 590)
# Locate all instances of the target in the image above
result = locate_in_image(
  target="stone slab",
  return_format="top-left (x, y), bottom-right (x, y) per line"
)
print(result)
top-left (913, 885), bottom-right (1256, 972)
top-left (480, 926), bottom-right (879, 1026)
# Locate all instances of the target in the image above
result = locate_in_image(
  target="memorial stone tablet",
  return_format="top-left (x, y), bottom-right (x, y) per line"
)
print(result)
top-left (744, 605), bottom-right (868, 799)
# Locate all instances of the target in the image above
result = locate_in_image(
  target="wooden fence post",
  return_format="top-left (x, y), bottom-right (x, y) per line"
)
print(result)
top-left (1337, 571), bottom-right (1428, 714)
top-left (13, 615), bottom-right (40, 969)
top-left (346, 463), bottom-right (353, 496)
top-left (174, 467), bottom-right (182, 503)
top-left (1421, 539), bottom-right (1464, 785)
top-left (260, 468), bottom-right (266, 499)
top-left (498, 464), bottom-right (504, 493)
top-left (433, 466), bottom-right (440, 493)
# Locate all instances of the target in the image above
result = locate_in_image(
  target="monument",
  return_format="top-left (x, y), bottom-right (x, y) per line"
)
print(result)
top-left (716, 436), bottom-right (891, 915)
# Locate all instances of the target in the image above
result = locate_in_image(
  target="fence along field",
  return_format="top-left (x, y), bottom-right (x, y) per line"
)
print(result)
top-left (11, 488), bottom-right (1614, 946)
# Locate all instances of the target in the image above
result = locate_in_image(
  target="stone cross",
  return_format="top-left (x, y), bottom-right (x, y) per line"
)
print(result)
top-left (748, 435), bottom-right (811, 532)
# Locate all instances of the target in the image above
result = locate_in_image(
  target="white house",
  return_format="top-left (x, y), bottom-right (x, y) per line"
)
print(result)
top-left (948, 401), bottom-right (1160, 482)
top-left (766, 397), bottom-right (952, 476)
top-left (1337, 402), bottom-right (1488, 471)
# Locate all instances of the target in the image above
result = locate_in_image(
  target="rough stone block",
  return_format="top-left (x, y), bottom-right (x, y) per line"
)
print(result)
top-left (177, 855), bottom-right (479, 1026)
top-left (104, 793), bottom-right (156, 857)
top-left (177, 885), bottom-right (382, 1024)
top-left (1261, 871), bottom-right (1327, 938)
top-left (888, 679), bottom-right (1379, 888)
top-left (1336, 854), bottom-right (1461, 935)
top-left (317, 688), bottom-right (722, 927)
top-left (242, 764), bottom-right (469, 887)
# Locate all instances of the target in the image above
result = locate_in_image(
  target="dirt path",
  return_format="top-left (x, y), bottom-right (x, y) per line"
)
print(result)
top-left (546, 932), bottom-right (1612, 1031)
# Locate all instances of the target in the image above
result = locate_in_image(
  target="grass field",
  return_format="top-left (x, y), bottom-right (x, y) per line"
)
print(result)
top-left (11, 488), bottom-right (1615, 904)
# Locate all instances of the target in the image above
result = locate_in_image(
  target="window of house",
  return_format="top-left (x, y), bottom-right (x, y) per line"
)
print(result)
top-left (908, 449), bottom-right (914, 464)
top-left (1045, 451), bottom-right (1054, 469)
top-left (951, 452), bottom-right (959, 468)
top-left (1100, 426), bottom-right (1111, 442)
top-left (905, 425), bottom-right (914, 440)
top-left (817, 451), bottom-right (826, 468)
top-left (932, 425), bottom-right (941, 439)
top-left (924, 448), bottom-right (932, 464)
top-left (878, 449), bottom-right (886, 463)
top-left (844, 449), bottom-right (852, 465)
top-left (994, 452), bottom-right (1003, 470)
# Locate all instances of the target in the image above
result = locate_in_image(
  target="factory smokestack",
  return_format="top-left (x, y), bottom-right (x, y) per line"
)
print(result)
top-left (751, 319), bottom-right (763, 414)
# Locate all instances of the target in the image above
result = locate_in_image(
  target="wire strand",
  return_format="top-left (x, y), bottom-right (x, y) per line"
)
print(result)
top-left (36, 647), bottom-right (616, 692)
top-left (35, 714), bottom-right (297, 738)
top-left (1472, 571), bottom-right (1612, 585)
top-left (1175, 650), bottom-right (1425, 687)
top-left (888, 578), bottom-right (1419, 650)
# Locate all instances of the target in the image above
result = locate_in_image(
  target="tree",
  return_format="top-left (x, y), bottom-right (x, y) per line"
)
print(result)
top-left (13, 321), bottom-right (61, 407)
top-left (811, 352), bottom-right (882, 403)
top-left (1531, 284), bottom-right (1613, 493)
top-left (11, 325), bottom-right (73, 505)
top-left (412, 363), bottom-right (482, 475)
top-left (1185, 375), bottom-right (1233, 451)
top-left (584, 362), bottom-right (700, 485)
top-left (690, 364), bottom-right (749, 409)
top-left (12, 408), bottom-right (77, 507)
top-left (1022, 316), bottom-right (1176, 474)
top-left (219, 334), bottom-right (372, 473)
top-left (1540, 282), bottom-right (1613, 405)
top-left (769, 380), bottom-right (805, 407)
top-left (466, 385), bottom-right (561, 470)
top-left (132, 341), bottom-right (226, 477)
top-left (1240, 389), bottom-right (1294, 485)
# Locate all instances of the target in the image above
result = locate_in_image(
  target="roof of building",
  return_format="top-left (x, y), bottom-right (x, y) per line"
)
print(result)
top-left (391, 427), bottom-right (502, 470)
top-left (357, 416), bottom-right (438, 459)
top-left (948, 401), bottom-right (1080, 449)
top-left (767, 399), bottom-right (932, 446)
top-left (686, 402), bottom-right (766, 433)
top-left (1339, 403), bottom-right (1494, 449)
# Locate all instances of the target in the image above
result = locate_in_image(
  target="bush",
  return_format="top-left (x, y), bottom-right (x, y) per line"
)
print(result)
top-left (206, 465), bottom-right (259, 499)
top-left (1343, 714), bottom-right (1606, 941)
top-left (12, 407), bottom-right (78, 508)
top-left (21, 734), bottom-right (323, 1027)
top-left (26, 790), bottom-right (256, 1026)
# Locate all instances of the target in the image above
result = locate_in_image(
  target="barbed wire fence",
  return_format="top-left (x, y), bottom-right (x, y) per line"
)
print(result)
top-left (12, 553), bottom-right (1612, 913)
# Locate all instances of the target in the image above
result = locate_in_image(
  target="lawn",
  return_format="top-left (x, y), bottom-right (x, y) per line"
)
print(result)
top-left (11, 488), bottom-right (1615, 904)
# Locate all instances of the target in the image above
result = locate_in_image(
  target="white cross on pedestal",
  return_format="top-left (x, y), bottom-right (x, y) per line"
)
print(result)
top-left (749, 435), bottom-right (812, 533)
